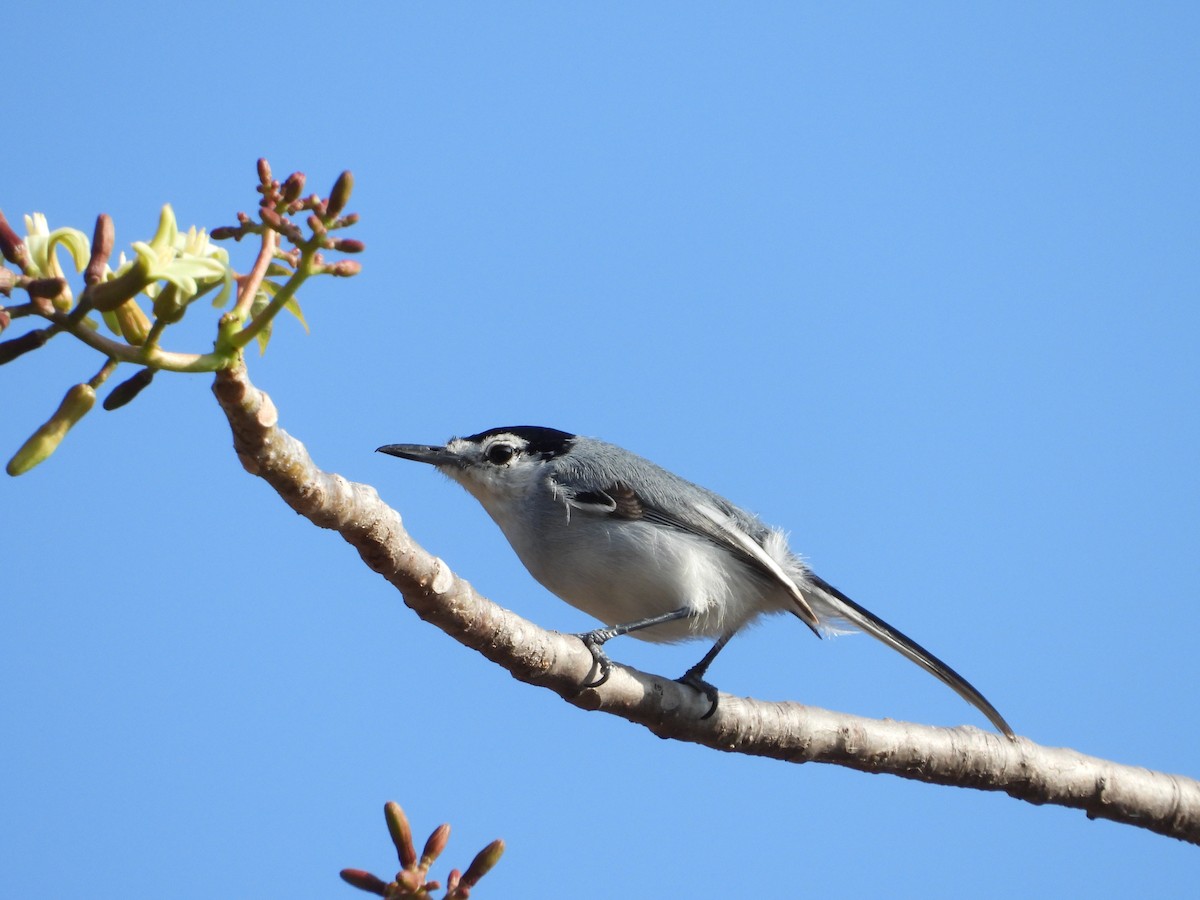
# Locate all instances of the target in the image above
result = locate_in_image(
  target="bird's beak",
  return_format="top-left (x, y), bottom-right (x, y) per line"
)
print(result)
top-left (376, 443), bottom-right (456, 466)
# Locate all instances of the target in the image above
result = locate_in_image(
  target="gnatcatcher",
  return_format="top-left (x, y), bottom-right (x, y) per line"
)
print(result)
top-left (379, 426), bottom-right (1013, 738)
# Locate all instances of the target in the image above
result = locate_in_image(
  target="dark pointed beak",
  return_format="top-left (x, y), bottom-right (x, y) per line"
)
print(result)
top-left (376, 443), bottom-right (454, 466)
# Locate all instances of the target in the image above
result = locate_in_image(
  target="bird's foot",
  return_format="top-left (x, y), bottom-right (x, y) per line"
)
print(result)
top-left (676, 666), bottom-right (720, 719)
top-left (575, 628), bottom-right (619, 688)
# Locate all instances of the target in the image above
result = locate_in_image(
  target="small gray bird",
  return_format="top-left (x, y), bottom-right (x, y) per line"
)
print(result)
top-left (379, 426), bottom-right (1013, 738)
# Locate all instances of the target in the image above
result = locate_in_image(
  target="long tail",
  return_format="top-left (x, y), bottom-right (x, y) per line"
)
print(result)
top-left (803, 572), bottom-right (1015, 739)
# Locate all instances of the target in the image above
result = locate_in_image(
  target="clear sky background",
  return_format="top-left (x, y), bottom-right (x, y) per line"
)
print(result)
top-left (3, 3), bottom-right (1198, 897)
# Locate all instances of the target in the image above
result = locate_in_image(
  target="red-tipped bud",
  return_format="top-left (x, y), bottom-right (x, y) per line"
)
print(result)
top-left (102, 367), bottom-right (156, 411)
top-left (460, 840), bottom-right (505, 889)
top-left (0, 210), bottom-right (29, 269)
top-left (281, 172), bottom-right (306, 204)
top-left (0, 328), bottom-right (51, 365)
top-left (257, 158), bottom-right (273, 185)
top-left (420, 823), bottom-right (451, 870)
top-left (326, 170), bottom-right (353, 218)
top-left (384, 802), bottom-right (417, 870)
top-left (85, 214), bottom-right (114, 286)
top-left (332, 238), bottom-right (365, 253)
top-left (338, 869), bottom-right (389, 896)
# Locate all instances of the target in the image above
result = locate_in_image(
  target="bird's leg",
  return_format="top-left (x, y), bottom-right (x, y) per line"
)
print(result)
top-left (575, 607), bottom-right (694, 689)
top-left (677, 635), bottom-right (732, 719)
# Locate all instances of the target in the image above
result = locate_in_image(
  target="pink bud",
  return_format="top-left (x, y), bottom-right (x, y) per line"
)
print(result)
top-left (326, 170), bottom-right (354, 217)
top-left (338, 869), bottom-right (388, 896)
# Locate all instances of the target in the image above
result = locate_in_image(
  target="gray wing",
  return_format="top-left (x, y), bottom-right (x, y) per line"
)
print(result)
top-left (550, 443), bottom-right (823, 633)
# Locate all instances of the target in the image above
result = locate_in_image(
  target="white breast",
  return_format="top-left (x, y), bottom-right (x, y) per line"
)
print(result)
top-left (489, 500), bottom-right (785, 642)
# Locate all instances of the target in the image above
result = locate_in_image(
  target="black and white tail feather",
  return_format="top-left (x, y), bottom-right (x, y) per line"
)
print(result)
top-left (699, 502), bottom-right (1013, 738)
top-left (800, 569), bottom-right (1013, 738)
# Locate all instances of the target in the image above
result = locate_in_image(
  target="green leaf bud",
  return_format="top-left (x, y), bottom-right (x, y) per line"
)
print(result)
top-left (113, 299), bottom-right (152, 345)
top-left (6, 383), bottom-right (96, 475)
top-left (460, 840), bottom-right (505, 888)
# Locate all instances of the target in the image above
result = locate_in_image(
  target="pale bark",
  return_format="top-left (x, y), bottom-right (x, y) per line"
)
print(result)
top-left (213, 362), bottom-right (1200, 846)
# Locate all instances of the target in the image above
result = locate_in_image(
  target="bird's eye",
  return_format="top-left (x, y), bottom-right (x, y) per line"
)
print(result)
top-left (485, 442), bottom-right (516, 465)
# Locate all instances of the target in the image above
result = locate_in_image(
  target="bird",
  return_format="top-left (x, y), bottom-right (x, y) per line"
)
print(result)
top-left (378, 425), bottom-right (1014, 738)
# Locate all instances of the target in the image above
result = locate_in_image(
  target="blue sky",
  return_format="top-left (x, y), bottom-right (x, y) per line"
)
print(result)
top-left (3, 3), bottom-right (1198, 897)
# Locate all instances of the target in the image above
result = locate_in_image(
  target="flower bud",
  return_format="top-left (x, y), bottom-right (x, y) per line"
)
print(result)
top-left (257, 158), bottom-right (273, 185)
top-left (0, 210), bottom-right (29, 269)
top-left (327, 260), bottom-right (362, 277)
top-left (332, 238), bottom-right (365, 254)
top-left (0, 328), bottom-right (51, 365)
top-left (384, 802), bottom-right (417, 869)
top-left (337, 869), bottom-right (388, 895)
top-left (281, 172), bottom-right (306, 204)
top-left (460, 839), bottom-right (504, 888)
top-left (152, 283), bottom-right (183, 323)
top-left (6, 383), bottom-right (96, 475)
top-left (260, 208), bottom-right (303, 244)
top-left (326, 171), bottom-right (353, 218)
top-left (420, 823), bottom-right (451, 870)
top-left (102, 367), bottom-right (156, 411)
top-left (113, 299), bottom-right (152, 345)
top-left (209, 226), bottom-right (240, 241)
top-left (85, 214), bottom-right (114, 286)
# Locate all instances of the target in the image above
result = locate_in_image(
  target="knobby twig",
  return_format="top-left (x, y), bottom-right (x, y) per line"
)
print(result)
top-left (212, 361), bottom-right (1200, 846)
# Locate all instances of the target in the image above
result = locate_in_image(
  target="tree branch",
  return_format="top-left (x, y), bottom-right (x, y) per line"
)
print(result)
top-left (213, 361), bottom-right (1200, 846)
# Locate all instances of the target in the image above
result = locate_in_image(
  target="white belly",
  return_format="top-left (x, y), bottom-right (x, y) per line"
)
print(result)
top-left (493, 510), bottom-right (782, 642)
